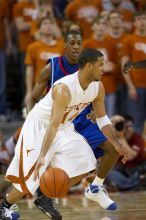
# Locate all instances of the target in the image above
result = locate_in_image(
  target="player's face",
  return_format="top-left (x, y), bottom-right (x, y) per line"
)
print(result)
top-left (92, 57), bottom-right (104, 81)
top-left (65, 34), bottom-right (83, 64)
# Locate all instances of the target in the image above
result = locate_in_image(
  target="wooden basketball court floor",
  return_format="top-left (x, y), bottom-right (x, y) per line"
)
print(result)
top-left (13, 191), bottom-right (146, 220)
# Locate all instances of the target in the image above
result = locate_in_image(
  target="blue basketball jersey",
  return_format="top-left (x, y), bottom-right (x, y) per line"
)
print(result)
top-left (48, 56), bottom-right (107, 159)
top-left (47, 56), bottom-right (78, 87)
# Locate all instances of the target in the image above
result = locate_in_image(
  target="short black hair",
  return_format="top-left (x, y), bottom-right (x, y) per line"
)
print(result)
top-left (78, 48), bottom-right (103, 68)
top-left (64, 30), bottom-right (82, 42)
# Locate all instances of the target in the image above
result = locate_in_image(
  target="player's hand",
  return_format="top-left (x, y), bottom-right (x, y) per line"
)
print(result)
top-left (34, 156), bottom-right (45, 181)
top-left (86, 110), bottom-right (96, 123)
top-left (123, 61), bottom-right (135, 74)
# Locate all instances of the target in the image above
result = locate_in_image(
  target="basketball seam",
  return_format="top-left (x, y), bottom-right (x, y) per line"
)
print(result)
top-left (58, 172), bottom-right (68, 197)
top-left (42, 173), bottom-right (52, 196)
top-left (53, 168), bottom-right (56, 197)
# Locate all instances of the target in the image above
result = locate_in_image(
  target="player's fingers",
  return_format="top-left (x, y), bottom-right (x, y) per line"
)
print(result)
top-left (34, 170), bottom-right (37, 181)
top-left (34, 169), bottom-right (40, 180)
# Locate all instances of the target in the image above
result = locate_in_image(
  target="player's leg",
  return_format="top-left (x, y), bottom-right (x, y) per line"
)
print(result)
top-left (34, 173), bottom-right (88, 220)
top-left (85, 141), bottom-right (119, 210)
top-left (34, 128), bottom-right (96, 220)
top-left (96, 141), bottom-right (119, 178)
top-left (0, 187), bottom-right (23, 220)
top-left (75, 120), bottom-right (119, 210)
top-left (0, 179), bottom-right (11, 195)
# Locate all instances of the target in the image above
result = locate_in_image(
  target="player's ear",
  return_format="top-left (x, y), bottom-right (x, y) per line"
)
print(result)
top-left (87, 63), bottom-right (93, 71)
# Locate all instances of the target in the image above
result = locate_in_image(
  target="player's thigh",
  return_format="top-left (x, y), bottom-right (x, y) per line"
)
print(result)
top-left (51, 129), bottom-right (96, 178)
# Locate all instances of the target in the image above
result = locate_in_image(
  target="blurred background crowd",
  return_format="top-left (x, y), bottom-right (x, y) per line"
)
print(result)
top-left (0, 0), bottom-right (146, 196)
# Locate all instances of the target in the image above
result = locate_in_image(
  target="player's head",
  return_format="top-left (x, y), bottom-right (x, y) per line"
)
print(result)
top-left (78, 48), bottom-right (104, 81)
top-left (64, 30), bottom-right (83, 64)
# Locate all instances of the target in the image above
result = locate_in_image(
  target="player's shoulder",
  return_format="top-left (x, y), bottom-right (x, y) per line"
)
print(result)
top-left (53, 83), bottom-right (71, 100)
top-left (47, 56), bottom-right (61, 63)
top-left (98, 81), bottom-right (105, 93)
top-left (54, 72), bottom-right (77, 87)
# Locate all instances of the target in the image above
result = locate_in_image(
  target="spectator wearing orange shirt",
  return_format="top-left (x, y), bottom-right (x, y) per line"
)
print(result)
top-left (24, 16), bottom-right (64, 104)
top-left (106, 11), bottom-right (129, 115)
top-left (121, 11), bottom-right (146, 134)
top-left (12, 0), bottom-right (36, 103)
top-left (65, 0), bottom-right (102, 39)
top-left (102, 0), bottom-right (136, 32)
top-left (83, 17), bottom-right (117, 117)
top-left (30, 0), bottom-right (62, 40)
top-left (0, 0), bottom-right (12, 121)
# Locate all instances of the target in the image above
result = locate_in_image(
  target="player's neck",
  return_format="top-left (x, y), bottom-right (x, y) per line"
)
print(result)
top-left (65, 55), bottom-right (77, 65)
top-left (78, 71), bottom-right (92, 91)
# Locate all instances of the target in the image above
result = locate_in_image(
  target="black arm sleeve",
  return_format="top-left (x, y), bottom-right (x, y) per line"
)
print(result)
top-left (134, 59), bottom-right (146, 69)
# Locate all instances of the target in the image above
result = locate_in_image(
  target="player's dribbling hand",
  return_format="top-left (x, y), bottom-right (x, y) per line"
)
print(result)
top-left (34, 156), bottom-right (45, 181)
top-left (86, 110), bottom-right (96, 123)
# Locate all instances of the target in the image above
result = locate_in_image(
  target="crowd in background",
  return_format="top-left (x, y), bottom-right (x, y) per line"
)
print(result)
top-left (0, 0), bottom-right (146, 195)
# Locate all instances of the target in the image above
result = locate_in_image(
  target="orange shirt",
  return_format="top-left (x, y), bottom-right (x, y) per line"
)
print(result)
top-left (13, 1), bottom-right (35, 52)
top-left (83, 37), bottom-right (117, 93)
top-left (30, 20), bottom-right (38, 38)
top-left (25, 39), bottom-right (64, 83)
top-left (0, 0), bottom-right (9, 49)
top-left (122, 33), bottom-right (146, 88)
top-left (106, 33), bottom-right (129, 84)
top-left (65, 0), bottom-right (101, 39)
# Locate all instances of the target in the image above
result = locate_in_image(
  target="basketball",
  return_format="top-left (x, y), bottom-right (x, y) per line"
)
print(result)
top-left (40, 167), bottom-right (70, 198)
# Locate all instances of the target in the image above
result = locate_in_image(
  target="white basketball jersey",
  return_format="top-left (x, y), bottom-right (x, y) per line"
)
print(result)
top-left (37, 72), bottom-right (100, 124)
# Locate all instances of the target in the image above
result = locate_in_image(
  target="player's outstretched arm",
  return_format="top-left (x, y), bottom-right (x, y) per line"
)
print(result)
top-left (92, 82), bottom-right (128, 163)
top-left (34, 84), bottom-right (71, 180)
top-left (26, 63), bottom-right (51, 113)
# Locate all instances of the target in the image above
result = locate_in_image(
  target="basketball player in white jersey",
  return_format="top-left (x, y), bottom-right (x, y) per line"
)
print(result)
top-left (0, 48), bottom-right (128, 220)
